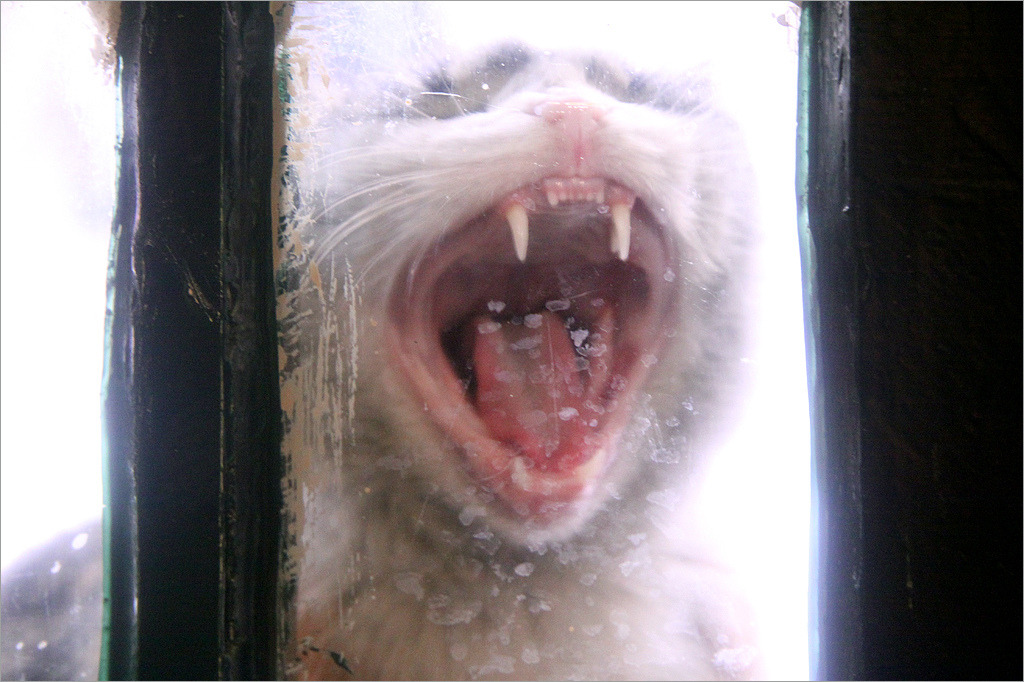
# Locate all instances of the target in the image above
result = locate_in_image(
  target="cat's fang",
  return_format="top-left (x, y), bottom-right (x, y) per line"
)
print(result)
top-left (506, 203), bottom-right (529, 261)
top-left (611, 202), bottom-right (631, 260)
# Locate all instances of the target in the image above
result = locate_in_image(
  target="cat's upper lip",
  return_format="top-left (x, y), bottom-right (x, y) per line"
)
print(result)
top-left (386, 177), bottom-right (679, 522)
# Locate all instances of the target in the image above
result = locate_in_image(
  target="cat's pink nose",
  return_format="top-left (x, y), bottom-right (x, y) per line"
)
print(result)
top-left (536, 98), bottom-right (606, 176)
top-left (536, 98), bottom-right (606, 127)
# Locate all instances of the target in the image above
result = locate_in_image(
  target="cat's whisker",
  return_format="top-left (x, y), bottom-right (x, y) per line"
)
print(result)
top-left (310, 166), bottom-right (465, 224)
top-left (316, 186), bottom-right (444, 261)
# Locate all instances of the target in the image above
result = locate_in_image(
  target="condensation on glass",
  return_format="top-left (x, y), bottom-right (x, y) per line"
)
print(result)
top-left (0, 3), bottom-right (118, 681)
top-left (273, 3), bottom-right (808, 679)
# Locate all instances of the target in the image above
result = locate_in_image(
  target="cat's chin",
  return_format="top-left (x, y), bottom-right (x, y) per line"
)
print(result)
top-left (386, 176), bottom-right (682, 529)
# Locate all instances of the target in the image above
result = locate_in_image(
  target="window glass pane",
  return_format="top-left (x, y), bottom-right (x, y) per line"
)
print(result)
top-left (0, 2), bottom-right (116, 680)
top-left (274, 3), bottom-right (808, 678)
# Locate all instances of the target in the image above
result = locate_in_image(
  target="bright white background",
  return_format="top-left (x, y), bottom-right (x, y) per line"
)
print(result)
top-left (1, 2), bottom-right (114, 570)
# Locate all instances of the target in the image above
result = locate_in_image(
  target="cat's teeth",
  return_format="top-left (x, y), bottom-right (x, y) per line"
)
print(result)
top-left (507, 203), bottom-right (530, 262)
top-left (611, 202), bottom-right (631, 260)
top-left (547, 190), bottom-right (560, 207)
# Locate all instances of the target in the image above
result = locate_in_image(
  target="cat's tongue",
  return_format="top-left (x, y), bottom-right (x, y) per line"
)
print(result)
top-left (472, 311), bottom-right (600, 472)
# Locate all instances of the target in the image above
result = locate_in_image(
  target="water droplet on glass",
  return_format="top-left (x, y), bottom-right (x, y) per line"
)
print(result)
top-left (477, 320), bottom-right (501, 334)
top-left (459, 506), bottom-right (485, 526)
top-left (514, 562), bottom-right (535, 577)
top-left (651, 448), bottom-right (680, 464)
top-left (646, 489), bottom-right (680, 511)
top-left (395, 572), bottom-right (425, 600)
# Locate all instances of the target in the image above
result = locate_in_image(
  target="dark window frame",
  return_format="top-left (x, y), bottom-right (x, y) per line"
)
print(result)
top-left (103, 3), bottom-right (280, 679)
top-left (103, 2), bottom-right (1021, 679)
top-left (803, 3), bottom-right (1022, 680)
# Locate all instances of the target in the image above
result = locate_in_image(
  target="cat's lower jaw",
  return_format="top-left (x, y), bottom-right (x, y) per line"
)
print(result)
top-left (297, 468), bottom-right (758, 681)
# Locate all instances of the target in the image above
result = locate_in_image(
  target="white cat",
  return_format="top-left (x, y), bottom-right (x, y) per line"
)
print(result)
top-left (285, 44), bottom-right (761, 680)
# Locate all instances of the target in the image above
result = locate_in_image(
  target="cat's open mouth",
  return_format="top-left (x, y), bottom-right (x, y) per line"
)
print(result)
top-left (387, 177), bottom-right (679, 521)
